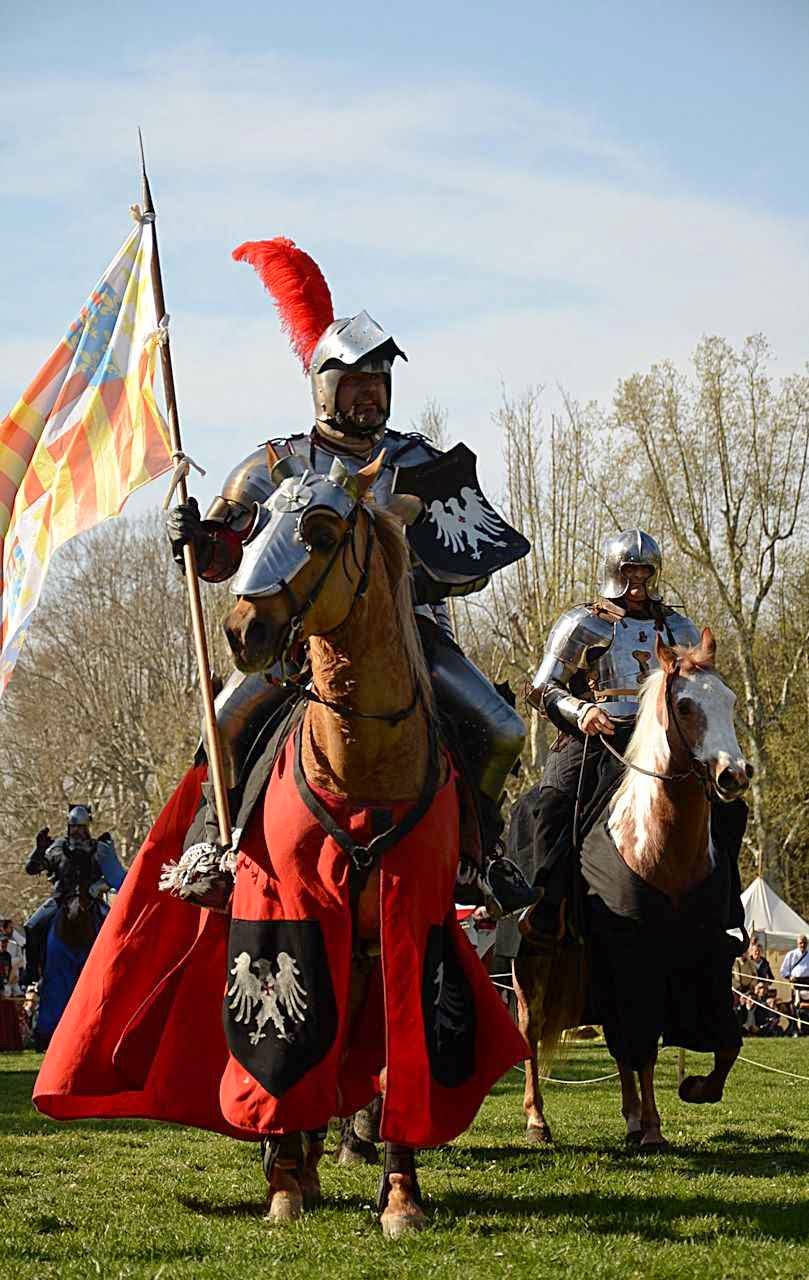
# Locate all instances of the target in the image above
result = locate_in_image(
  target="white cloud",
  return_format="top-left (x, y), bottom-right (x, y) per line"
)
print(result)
top-left (2, 43), bottom-right (807, 512)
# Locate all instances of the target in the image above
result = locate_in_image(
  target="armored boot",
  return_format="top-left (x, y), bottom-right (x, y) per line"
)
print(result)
top-left (425, 626), bottom-right (536, 915)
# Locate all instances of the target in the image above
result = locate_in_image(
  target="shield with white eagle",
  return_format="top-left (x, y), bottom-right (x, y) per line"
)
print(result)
top-left (224, 919), bottom-right (338, 1096)
top-left (393, 443), bottom-right (529, 583)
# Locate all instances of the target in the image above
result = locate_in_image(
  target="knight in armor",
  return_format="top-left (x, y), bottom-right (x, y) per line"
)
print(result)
top-left (508, 530), bottom-right (747, 948)
top-left (24, 805), bottom-right (126, 983)
top-left (166, 237), bottom-right (532, 912)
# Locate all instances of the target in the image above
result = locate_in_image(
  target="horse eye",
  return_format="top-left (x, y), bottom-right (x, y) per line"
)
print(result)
top-left (306, 525), bottom-right (337, 553)
top-left (678, 698), bottom-right (694, 715)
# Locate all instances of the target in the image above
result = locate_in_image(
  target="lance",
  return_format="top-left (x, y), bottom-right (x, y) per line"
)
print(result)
top-left (138, 130), bottom-right (232, 852)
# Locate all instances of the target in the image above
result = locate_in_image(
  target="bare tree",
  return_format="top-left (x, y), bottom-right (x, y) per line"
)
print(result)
top-left (615, 335), bottom-right (809, 882)
top-left (0, 514), bottom-right (231, 916)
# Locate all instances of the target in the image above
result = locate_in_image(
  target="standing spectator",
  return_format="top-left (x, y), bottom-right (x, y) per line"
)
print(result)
top-left (750, 939), bottom-right (774, 987)
top-left (780, 935), bottom-right (809, 1036)
top-left (0, 938), bottom-right (12, 994)
top-left (733, 948), bottom-right (757, 993)
top-left (0, 919), bottom-right (25, 982)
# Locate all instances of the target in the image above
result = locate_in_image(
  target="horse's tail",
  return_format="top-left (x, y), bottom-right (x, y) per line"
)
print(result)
top-left (536, 941), bottom-right (588, 1074)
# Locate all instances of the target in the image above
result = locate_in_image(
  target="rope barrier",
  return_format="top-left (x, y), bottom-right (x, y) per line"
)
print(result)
top-left (731, 985), bottom-right (808, 1027)
top-left (735, 1054), bottom-right (809, 1083)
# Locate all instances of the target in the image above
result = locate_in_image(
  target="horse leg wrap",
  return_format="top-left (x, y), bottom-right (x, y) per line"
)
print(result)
top-left (260, 1132), bottom-right (304, 1183)
top-left (376, 1143), bottom-right (422, 1213)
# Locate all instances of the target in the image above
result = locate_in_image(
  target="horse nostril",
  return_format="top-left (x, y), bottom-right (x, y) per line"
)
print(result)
top-left (717, 767), bottom-right (742, 794)
top-left (745, 763), bottom-right (754, 779)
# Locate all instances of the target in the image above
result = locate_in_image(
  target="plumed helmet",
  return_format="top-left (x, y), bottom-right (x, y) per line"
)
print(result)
top-left (67, 804), bottom-right (92, 827)
top-left (309, 311), bottom-right (406, 425)
top-left (231, 238), bottom-right (406, 427)
top-left (600, 529), bottom-right (662, 600)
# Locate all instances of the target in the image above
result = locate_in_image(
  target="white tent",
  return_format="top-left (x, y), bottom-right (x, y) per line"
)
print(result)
top-left (741, 876), bottom-right (809, 951)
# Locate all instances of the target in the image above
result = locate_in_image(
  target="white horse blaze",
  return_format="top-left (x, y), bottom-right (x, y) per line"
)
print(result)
top-left (607, 666), bottom-right (747, 859)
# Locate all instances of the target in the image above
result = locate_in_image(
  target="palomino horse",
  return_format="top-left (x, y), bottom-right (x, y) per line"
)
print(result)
top-left (514, 629), bottom-right (751, 1149)
top-left (35, 888), bottom-right (105, 1050)
top-left (224, 447), bottom-right (524, 1235)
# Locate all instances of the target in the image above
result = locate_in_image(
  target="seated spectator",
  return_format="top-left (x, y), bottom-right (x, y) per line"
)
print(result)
top-left (780, 935), bottom-right (809, 1036)
top-left (741, 980), bottom-right (784, 1036)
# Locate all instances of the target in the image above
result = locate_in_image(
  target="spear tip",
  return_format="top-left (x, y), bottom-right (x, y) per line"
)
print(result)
top-left (138, 127), bottom-right (155, 216)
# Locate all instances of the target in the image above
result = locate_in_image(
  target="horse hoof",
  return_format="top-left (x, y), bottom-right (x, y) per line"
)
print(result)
top-left (526, 1125), bottom-right (553, 1146)
top-left (624, 1130), bottom-right (643, 1146)
top-left (380, 1172), bottom-right (425, 1239)
top-left (265, 1188), bottom-right (303, 1222)
top-left (678, 1075), bottom-right (723, 1105)
top-left (639, 1138), bottom-right (669, 1154)
top-left (381, 1207), bottom-right (426, 1239)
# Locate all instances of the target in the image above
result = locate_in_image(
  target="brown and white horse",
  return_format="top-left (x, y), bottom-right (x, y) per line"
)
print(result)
top-left (515, 629), bottom-right (751, 1149)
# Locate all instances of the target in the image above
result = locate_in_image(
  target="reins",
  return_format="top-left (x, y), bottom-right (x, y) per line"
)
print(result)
top-left (597, 666), bottom-right (711, 793)
top-left (277, 508), bottom-right (421, 728)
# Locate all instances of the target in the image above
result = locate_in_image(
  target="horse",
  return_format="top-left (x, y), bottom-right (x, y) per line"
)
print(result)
top-left (35, 888), bottom-right (105, 1050)
top-left (223, 447), bottom-right (526, 1235)
top-left (513, 628), bottom-right (751, 1149)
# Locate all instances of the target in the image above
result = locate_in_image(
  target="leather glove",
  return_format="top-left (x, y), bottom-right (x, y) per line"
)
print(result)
top-left (35, 827), bottom-right (50, 855)
top-left (166, 498), bottom-right (207, 568)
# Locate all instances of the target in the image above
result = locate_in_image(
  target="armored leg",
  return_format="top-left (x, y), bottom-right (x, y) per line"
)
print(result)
top-left (23, 902), bottom-right (58, 985)
top-left (424, 626), bottom-right (525, 802)
top-left (209, 668), bottom-right (298, 789)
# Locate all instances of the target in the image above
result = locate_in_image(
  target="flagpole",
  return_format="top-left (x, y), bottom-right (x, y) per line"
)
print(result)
top-left (138, 130), bottom-right (232, 853)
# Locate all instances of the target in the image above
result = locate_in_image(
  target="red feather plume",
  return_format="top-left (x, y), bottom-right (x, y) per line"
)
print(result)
top-left (232, 238), bottom-right (334, 372)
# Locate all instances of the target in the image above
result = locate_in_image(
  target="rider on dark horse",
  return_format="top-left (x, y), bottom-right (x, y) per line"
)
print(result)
top-left (166, 239), bottom-right (535, 915)
top-left (24, 806), bottom-right (126, 984)
top-left (504, 530), bottom-right (748, 955)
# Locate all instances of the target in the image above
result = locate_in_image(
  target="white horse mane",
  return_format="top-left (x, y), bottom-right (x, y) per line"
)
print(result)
top-left (607, 667), bottom-right (677, 869)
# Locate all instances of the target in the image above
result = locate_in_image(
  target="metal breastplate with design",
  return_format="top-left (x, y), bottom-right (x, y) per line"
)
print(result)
top-left (592, 615), bottom-right (664, 720)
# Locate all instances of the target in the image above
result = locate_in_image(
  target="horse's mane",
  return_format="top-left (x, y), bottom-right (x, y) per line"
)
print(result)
top-left (366, 502), bottom-right (435, 716)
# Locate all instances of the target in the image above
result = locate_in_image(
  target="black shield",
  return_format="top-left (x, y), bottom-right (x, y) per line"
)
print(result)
top-left (393, 443), bottom-right (529, 583)
top-left (421, 922), bottom-right (476, 1087)
top-left (224, 918), bottom-right (338, 1097)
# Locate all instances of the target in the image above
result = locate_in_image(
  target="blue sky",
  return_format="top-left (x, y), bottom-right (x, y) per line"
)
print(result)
top-left (1, 0), bottom-right (807, 510)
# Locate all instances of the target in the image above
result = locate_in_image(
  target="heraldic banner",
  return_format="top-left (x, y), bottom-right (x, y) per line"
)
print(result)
top-left (0, 216), bottom-right (172, 695)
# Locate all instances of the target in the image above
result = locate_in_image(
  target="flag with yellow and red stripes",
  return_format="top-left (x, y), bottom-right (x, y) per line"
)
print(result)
top-left (0, 215), bottom-right (172, 695)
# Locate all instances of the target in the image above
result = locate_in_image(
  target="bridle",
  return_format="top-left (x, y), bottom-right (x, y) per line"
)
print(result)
top-left (598, 664), bottom-right (713, 795)
top-left (269, 507), bottom-right (421, 728)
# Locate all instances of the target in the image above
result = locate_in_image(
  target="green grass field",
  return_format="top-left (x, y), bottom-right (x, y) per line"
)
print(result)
top-left (1, 1042), bottom-right (808, 1280)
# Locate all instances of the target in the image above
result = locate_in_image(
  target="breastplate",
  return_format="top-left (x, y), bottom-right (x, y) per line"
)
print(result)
top-left (592, 616), bottom-right (662, 720)
top-left (285, 435), bottom-right (399, 512)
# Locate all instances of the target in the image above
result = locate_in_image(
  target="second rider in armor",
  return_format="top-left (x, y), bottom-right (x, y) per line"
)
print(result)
top-left (515, 530), bottom-right (746, 946)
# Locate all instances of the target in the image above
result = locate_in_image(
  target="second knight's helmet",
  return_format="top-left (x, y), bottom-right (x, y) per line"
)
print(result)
top-left (600, 529), bottom-right (662, 600)
top-left (67, 804), bottom-right (92, 828)
top-left (232, 238), bottom-right (406, 430)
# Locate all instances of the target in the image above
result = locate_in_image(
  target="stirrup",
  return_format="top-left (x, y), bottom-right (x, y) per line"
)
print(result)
top-left (481, 856), bottom-right (539, 916)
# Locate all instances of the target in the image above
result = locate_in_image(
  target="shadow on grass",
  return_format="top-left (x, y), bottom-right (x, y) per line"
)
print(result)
top-left (178, 1194), bottom-right (269, 1218)
top-left (0, 1065), bottom-right (159, 1137)
top-left (439, 1189), bottom-right (809, 1242)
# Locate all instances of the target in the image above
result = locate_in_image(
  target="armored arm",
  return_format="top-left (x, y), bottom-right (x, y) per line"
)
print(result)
top-left (166, 445), bottom-right (275, 583)
top-left (527, 607), bottom-right (612, 732)
top-left (25, 827), bottom-right (52, 875)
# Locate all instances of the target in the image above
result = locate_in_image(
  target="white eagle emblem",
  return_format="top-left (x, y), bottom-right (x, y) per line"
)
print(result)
top-left (433, 959), bottom-right (467, 1048)
top-left (227, 950), bottom-right (309, 1046)
top-left (425, 487), bottom-right (508, 561)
